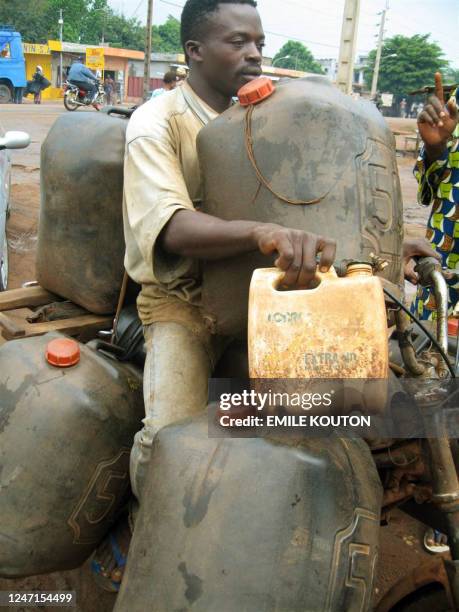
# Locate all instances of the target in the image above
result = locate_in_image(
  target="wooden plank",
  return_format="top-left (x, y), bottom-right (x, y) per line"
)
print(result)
top-left (29, 315), bottom-right (113, 337)
top-left (0, 313), bottom-right (112, 341)
top-left (0, 312), bottom-right (26, 338)
top-left (0, 286), bottom-right (60, 312)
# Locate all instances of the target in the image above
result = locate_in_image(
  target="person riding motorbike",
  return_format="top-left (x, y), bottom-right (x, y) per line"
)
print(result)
top-left (92, 0), bottom-right (439, 590)
top-left (67, 57), bottom-right (99, 105)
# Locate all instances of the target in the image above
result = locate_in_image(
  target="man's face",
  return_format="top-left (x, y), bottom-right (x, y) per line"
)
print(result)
top-left (188, 4), bottom-right (265, 97)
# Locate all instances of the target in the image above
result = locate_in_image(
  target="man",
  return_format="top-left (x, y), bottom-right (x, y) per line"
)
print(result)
top-left (400, 97), bottom-right (407, 118)
top-left (93, 0), bottom-right (435, 589)
top-left (67, 57), bottom-right (98, 103)
top-left (104, 74), bottom-right (115, 105)
top-left (150, 70), bottom-right (178, 98)
top-left (412, 72), bottom-right (458, 321)
top-left (13, 86), bottom-right (23, 104)
top-left (124, 0), bottom-right (338, 509)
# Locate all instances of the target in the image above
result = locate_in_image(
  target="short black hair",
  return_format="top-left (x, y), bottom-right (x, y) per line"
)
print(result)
top-left (181, 0), bottom-right (257, 53)
top-left (163, 70), bottom-right (177, 84)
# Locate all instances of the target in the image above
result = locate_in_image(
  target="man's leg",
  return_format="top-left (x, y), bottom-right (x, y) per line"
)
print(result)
top-left (91, 320), bottom-right (225, 590)
top-left (130, 321), bottom-right (223, 503)
top-left (89, 82), bottom-right (98, 102)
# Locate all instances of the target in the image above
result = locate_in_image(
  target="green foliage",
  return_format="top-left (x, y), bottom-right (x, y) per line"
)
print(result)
top-left (445, 67), bottom-right (459, 85)
top-left (152, 16), bottom-right (181, 54)
top-left (364, 34), bottom-right (449, 100)
top-left (0, 0), bottom-right (145, 49)
top-left (0, 0), bottom-right (50, 43)
top-left (1, 3), bottom-right (194, 53)
top-left (46, 0), bottom-right (94, 42)
top-left (272, 41), bottom-right (324, 74)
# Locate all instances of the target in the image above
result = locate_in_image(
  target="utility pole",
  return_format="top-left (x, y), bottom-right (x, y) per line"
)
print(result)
top-left (370, 1), bottom-right (389, 99)
top-left (336, 0), bottom-right (360, 94)
top-left (58, 9), bottom-right (64, 88)
top-left (143, 0), bottom-right (154, 101)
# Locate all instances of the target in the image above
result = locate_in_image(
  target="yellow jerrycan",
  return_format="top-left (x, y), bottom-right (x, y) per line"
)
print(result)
top-left (248, 265), bottom-right (389, 380)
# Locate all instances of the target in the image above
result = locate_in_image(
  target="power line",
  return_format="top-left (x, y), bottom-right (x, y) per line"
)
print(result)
top-left (264, 0), bottom-right (376, 24)
top-left (265, 28), bottom-right (370, 53)
top-left (160, 0), bottom-right (183, 8)
top-left (158, 0), bottom-right (372, 53)
top-left (132, 0), bottom-right (146, 19)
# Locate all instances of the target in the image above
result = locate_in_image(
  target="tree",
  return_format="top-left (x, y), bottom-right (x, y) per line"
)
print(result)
top-left (0, 0), bottom-right (145, 49)
top-left (0, 0), bottom-right (182, 53)
top-left (445, 67), bottom-right (459, 85)
top-left (45, 0), bottom-right (95, 42)
top-left (272, 41), bottom-right (324, 74)
top-left (364, 34), bottom-right (449, 100)
top-left (0, 0), bottom-right (50, 42)
top-left (152, 16), bottom-right (181, 54)
top-left (101, 13), bottom-right (145, 50)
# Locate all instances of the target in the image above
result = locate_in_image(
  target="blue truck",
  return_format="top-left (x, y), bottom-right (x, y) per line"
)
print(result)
top-left (0, 26), bottom-right (26, 103)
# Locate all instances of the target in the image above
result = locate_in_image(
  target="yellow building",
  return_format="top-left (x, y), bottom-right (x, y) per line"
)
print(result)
top-left (22, 42), bottom-right (61, 100)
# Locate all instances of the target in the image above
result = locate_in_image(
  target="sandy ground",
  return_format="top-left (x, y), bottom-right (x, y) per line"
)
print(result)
top-left (0, 104), bottom-right (442, 610)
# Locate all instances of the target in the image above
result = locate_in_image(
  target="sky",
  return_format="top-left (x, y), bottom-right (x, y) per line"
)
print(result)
top-left (108, 0), bottom-right (459, 68)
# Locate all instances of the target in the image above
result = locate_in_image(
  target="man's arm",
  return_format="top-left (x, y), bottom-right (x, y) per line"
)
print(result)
top-left (81, 66), bottom-right (98, 81)
top-left (160, 209), bottom-right (336, 287)
top-left (124, 134), bottom-right (336, 288)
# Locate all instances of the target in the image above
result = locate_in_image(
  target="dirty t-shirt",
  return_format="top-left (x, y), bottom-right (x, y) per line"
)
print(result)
top-left (123, 81), bottom-right (218, 336)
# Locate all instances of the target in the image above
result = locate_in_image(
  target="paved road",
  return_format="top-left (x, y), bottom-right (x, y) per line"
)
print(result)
top-left (0, 101), bottom-right (92, 169)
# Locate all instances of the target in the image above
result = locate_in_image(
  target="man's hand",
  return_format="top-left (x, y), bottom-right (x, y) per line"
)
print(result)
top-left (252, 224), bottom-right (336, 287)
top-left (403, 237), bottom-right (441, 284)
top-left (418, 72), bottom-right (458, 158)
top-left (161, 211), bottom-right (336, 284)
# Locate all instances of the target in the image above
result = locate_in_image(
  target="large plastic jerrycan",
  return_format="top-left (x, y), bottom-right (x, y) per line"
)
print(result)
top-left (248, 265), bottom-right (389, 379)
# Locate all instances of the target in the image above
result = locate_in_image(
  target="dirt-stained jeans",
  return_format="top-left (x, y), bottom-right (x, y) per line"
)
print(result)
top-left (130, 321), bottom-right (226, 503)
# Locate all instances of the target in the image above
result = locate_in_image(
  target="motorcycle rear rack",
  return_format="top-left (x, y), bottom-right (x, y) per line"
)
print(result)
top-left (0, 285), bottom-right (112, 342)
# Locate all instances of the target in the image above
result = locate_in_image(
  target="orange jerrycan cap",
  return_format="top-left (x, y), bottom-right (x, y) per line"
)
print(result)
top-left (46, 337), bottom-right (81, 367)
top-left (238, 77), bottom-right (275, 106)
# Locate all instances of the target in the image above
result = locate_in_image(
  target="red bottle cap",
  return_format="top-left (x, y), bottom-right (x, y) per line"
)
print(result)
top-left (448, 318), bottom-right (458, 336)
top-left (238, 77), bottom-right (275, 106)
top-left (46, 337), bottom-right (81, 367)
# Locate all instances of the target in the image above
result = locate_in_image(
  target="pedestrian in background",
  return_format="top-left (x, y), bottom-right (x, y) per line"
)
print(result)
top-left (104, 75), bottom-right (115, 105)
top-left (400, 97), bottom-right (407, 118)
top-left (412, 73), bottom-right (458, 322)
top-left (150, 71), bottom-right (177, 98)
top-left (31, 66), bottom-right (50, 104)
top-left (13, 86), bottom-right (24, 104)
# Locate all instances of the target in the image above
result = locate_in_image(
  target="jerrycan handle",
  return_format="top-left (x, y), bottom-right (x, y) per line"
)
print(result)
top-left (267, 266), bottom-right (338, 292)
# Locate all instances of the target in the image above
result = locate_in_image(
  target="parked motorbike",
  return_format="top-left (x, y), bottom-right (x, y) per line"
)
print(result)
top-left (63, 80), bottom-right (106, 111)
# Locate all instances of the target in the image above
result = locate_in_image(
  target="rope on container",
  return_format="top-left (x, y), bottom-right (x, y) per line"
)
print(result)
top-left (244, 104), bottom-right (329, 206)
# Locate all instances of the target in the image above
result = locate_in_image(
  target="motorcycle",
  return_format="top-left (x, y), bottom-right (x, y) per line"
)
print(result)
top-left (63, 80), bottom-right (106, 111)
top-left (1, 82), bottom-right (459, 611)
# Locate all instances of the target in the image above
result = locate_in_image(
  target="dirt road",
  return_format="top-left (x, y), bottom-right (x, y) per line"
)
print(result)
top-left (0, 104), bottom-right (441, 610)
top-left (2, 102), bottom-right (96, 289)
